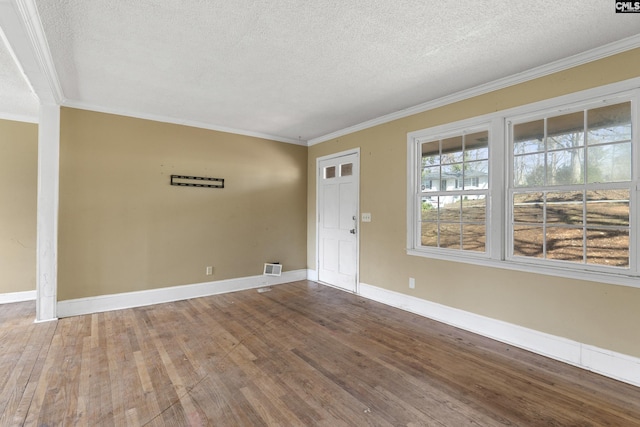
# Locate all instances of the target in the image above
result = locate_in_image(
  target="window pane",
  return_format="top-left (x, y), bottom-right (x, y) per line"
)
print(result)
top-left (441, 136), bottom-right (463, 163)
top-left (439, 196), bottom-right (460, 222)
top-left (586, 228), bottom-right (629, 267)
top-left (587, 142), bottom-right (631, 183)
top-left (546, 191), bottom-right (583, 225)
top-left (546, 227), bottom-right (584, 263)
top-left (514, 153), bottom-right (545, 187)
top-left (421, 166), bottom-right (440, 191)
top-left (324, 166), bottom-right (336, 179)
top-left (513, 192), bottom-right (544, 223)
top-left (463, 224), bottom-right (485, 252)
top-left (421, 222), bottom-right (438, 247)
top-left (513, 225), bottom-right (543, 258)
top-left (465, 131), bottom-right (489, 160)
top-left (547, 112), bottom-right (584, 150)
top-left (546, 148), bottom-right (584, 185)
top-left (441, 164), bottom-right (462, 191)
top-left (439, 223), bottom-right (461, 249)
top-left (422, 142), bottom-right (440, 166)
top-left (464, 160), bottom-right (488, 189)
top-left (415, 127), bottom-right (489, 255)
top-left (514, 120), bottom-right (544, 154)
top-left (587, 102), bottom-right (631, 145)
top-left (586, 189), bottom-right (629, 226)
top-left (509, 99), bottom-right (633, 273)
top-left (461, 195), bottom-right (486, 223)
top-left (421, 197), bottom-right (438, 221)
top-left (340, 163), bottom-right (352, 176)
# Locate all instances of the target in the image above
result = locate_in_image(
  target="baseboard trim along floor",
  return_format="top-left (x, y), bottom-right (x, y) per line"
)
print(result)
top-left (56, 269), bottom-right (307, 318)
top-left (358, 282), bottom-right (640, 388)
top-left (45, 272), bottom-right (640, 388)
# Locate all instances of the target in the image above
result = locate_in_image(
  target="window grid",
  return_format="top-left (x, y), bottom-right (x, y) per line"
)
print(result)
top-left (407, 85), bottom-right (640, 287)
top-left (417, 129), bottom-right (489, 254)
top-left (508, 99), bottom-right (634, 271)
top-left (511, 186), bottom-right (631, 267)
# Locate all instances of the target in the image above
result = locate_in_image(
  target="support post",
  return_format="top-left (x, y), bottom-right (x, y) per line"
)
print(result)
top-left (35, 103), bottom-right (59, 322)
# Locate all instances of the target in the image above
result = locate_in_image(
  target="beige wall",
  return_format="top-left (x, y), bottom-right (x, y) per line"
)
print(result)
top-left (58, 108), bottom-right (307, 301)
top-left (0, 119), bottom-right (38, 294)
top-left (308, 48), bottom-right (640, 358)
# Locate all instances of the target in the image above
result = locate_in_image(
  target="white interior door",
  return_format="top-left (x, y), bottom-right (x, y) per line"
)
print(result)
top-left (318, 152), bottom-right (359, 292)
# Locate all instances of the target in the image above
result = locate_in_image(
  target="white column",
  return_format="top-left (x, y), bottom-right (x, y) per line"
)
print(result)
top-left (35, 103), bottom-right (59, 322)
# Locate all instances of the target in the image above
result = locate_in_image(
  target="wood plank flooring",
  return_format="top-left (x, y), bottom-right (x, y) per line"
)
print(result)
top-left (2, 280), bottom-right (640, 426)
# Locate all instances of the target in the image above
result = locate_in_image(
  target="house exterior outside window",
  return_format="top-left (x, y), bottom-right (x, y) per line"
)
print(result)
top-left (412, 127), bottom-right (490, 253)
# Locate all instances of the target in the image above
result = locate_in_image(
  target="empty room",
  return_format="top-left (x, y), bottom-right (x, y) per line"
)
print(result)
top-left (2, 1), bottom-right (640, 425)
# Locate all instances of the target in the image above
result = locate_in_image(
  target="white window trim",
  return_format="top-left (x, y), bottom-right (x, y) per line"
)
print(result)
top-left (505, 93), bottom-right (637, 275)
top-left (407, 117), bottom-right (502, 261)
top-left (407, 77), bottom-right (640, 289)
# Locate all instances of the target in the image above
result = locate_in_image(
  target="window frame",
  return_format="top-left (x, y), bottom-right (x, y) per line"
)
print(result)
top-left (406, 79), bottom-right (640, 289)
top-left (407, 117), bottom-right (503, 262)
top-left (506, 95), bottom-right (637, 274)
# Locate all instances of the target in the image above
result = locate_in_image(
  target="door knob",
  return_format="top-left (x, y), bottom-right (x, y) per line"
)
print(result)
top-left (350, 229), bottom-right (356, 234)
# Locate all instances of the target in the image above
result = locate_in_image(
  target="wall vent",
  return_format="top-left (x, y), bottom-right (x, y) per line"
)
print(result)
top-left (263, 263), bottom-right (282, 276)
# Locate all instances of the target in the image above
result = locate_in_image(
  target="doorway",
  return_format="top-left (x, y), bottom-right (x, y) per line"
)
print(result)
top-left (317, 150), bottom-right (359, 292)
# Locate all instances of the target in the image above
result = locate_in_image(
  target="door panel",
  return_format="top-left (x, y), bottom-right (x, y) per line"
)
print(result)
top-left (323, 184), bottom-right (340, 229)
top-left (339, 182), bottom-right (355, 228)
top-left (339, 240), bottom-right (357, 276)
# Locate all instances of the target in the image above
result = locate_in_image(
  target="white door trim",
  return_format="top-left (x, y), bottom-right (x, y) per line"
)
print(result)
top-left (316, 148), bottom-right (360, 293)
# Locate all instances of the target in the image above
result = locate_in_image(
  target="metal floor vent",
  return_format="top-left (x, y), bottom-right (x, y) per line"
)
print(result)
top-left (263, 263), bottom-right (282, 276)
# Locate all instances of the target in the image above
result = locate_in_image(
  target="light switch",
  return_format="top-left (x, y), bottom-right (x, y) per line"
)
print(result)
top-left (361, 213), bottom-right (372, 222)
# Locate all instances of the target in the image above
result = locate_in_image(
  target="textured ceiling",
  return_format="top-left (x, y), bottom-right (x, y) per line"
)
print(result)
top-left (1, 1), bottom-right (640, 142)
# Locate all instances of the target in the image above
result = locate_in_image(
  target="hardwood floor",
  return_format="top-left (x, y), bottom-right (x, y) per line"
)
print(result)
top-left (2, 281), bottom-right (640, 426)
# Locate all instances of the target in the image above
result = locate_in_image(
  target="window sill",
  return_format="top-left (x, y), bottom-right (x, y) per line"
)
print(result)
top-left (406, 248), bottom-right (640, 289)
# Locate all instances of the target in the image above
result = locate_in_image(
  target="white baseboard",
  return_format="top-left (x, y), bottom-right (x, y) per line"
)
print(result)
top-left (0, 290), bottom-right (36, 304)
top-left (57, 269), bottom-right (307, 318)
top-left (359, 282), bottom-right (640, 388)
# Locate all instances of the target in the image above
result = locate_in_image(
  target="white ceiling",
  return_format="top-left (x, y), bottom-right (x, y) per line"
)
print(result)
top-left (1, 0), bottom-right (640, 143)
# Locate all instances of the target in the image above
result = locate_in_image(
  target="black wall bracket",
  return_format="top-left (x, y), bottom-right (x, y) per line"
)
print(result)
top-left (170, 175), bottom-right (224, 188)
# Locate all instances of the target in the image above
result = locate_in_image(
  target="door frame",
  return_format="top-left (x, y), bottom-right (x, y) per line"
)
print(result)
top-left (315, 148), bottom-right (360, 293)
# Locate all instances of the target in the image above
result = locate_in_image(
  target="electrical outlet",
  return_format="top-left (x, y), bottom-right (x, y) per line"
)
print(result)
top-left (361, 212), bottom-right (372, 222)
top-left (206, 266), bottom-right (213, 275)
top-left (409, 277), bottom-right (415, 289)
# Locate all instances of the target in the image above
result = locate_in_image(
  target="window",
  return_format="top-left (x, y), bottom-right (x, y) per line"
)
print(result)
top-left (323, 162), bottom-right (353, 179)
top-left (411, 127), bottom-right (489, 254)
top-left (509, 100), bottom-right (633, 269)
top-left (408, 83), bottom-right (639, 287)
top-left (324, 166), bottom-right (336, 179)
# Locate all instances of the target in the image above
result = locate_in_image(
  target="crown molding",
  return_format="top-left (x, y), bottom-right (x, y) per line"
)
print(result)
top-left (0, 110), bottom-right (38, 123)
top-left (61, 99), bottom-right (308, 146)
top-left (11, 0), bottom-right (63, 104)
top-left (308, 34), bottom-right (640, 146)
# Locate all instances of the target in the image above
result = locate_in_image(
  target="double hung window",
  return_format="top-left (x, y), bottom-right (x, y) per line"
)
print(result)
top-left (508, 100), bottom-right (633, 269)
top-left (411, 126), bottom-right (490, 255)
top-left (408, 85), bottom-right (639, 286)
